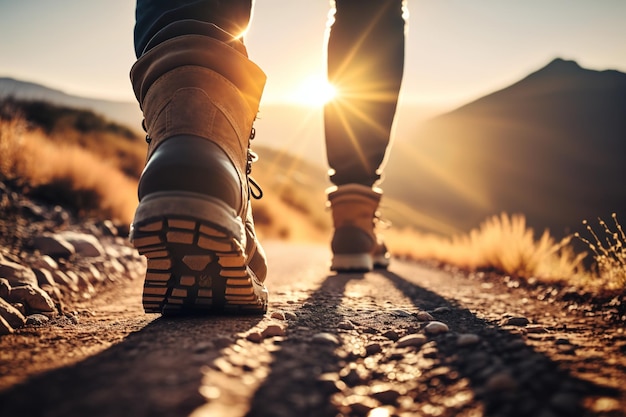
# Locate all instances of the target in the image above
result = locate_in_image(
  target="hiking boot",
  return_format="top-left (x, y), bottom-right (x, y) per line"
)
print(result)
top-left (129, 23), bottom-right (268, 314)
top-left (327, 184), bottom-right (391, 272)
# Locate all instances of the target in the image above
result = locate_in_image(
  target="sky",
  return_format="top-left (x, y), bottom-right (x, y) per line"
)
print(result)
top-left (1, 0), bottom-right (626, 117)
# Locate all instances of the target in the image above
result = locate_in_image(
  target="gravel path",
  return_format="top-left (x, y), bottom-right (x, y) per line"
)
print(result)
top-left (0, 242), bottom-right (625, 417)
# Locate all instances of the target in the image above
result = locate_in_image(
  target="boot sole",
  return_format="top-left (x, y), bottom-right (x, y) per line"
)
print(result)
top-left (130, 191), bottom-right (268, 315)
top-left (330, 253), bottom-right (390, 272)
top-left (330, 254), bottom-right (374, 272)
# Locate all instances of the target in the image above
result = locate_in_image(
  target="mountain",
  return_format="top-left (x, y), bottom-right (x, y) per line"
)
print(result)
top-left (383, 58), bottom-right (626, 237)
top-left (0, 77), bottom-right (143, 132)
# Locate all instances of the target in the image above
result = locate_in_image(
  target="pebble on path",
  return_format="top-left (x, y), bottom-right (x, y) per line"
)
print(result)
top-left (396, 334), bottom-right (427, 348)
top-left (457, 333), bottom-right (481, 347)
top-left (261, 324), bottom-right (286, 338)
top-left (502, 316), bottom-right (530, 327)
top-left (424, 321), bottom-right (449, 335)
top-left (416, 311), bottom-right (434, 321)
top-left (312, 332), bottom-right (340, 345)
top-left (270, 311), bottom-right (286, 320)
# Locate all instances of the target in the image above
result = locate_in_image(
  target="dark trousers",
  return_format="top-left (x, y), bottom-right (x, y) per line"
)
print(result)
top-left (134, 0), bottom-right (406, 187)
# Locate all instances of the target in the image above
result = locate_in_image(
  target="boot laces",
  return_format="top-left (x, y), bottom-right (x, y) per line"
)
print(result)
top-left (247, 127), bottom-right (263, 200)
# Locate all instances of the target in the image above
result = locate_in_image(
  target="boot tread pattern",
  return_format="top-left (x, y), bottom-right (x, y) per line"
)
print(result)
top-left (132, 217), bottom-right (267, 315)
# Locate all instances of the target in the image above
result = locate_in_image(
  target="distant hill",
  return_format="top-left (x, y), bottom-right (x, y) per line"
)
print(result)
top-left (384, 58), bottom-right (626, 237)
top-left (0, 77), bottom-right (143, 132)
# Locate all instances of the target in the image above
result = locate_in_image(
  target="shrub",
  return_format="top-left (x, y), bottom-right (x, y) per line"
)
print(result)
top-left (576, 214), bottom-right (626, 289)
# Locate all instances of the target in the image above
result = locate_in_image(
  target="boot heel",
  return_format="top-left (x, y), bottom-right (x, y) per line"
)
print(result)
top-left (130, 192), bottom-right (268, 314)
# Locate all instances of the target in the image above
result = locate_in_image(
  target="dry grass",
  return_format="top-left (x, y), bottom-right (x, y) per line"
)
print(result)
top-left (385, 213), bottom-right (597, 286)
top-left (0, 117), bottom-right (138, 223)
top-left (576, 214), bottom-right (626, 289)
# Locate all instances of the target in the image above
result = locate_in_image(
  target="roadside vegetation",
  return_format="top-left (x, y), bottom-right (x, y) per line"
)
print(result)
top-left (1, 99), bottom-right (623, 292)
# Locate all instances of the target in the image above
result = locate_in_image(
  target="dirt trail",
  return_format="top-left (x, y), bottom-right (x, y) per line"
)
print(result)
top-left (0, 242), bottom-right (625, 417)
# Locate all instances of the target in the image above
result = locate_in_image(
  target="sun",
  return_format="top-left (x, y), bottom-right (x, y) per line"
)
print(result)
top-left (290, 75), bottom-right (337, 106)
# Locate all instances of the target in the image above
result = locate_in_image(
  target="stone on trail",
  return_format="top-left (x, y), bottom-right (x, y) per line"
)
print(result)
top-left (424, 321), bottom-right (449, 335)
top-left (283, 311), bottom-right (297, 320)
top-left (261, 324), bottom-right (286, 338)
top-left (337, 320), bottom-right (356, 330)
top-left (416, 311), bottom-right (434, 321)
top-left (270, 311), bottom-right (286, 320)
top-left (32, 235), bottom-right (75, 259)
top-left (59, 232), bottom-right (106, 258)
top-left (246, 331), bottom-right (264, 343)
top-left (485, 371), bottom-right (518, 392)
top-left (382, 330), bottom-right (399, 341)
top-left (0, 297), bottom-right (26, 328)
top-left (0, 259), bottom-right (39, 287)
top-left (396, 334), bottom-right (427, 348)
top-left (502, 316), bottom-right (530, 327)
top-left (312, 332), bottom-right (340, 345)
top-left (457, 333), bottom-right (481, 347)
top-left (10, 285), bottom-right (56, 313)
top-left (26, 313), bottom-right (50, 326)
top-left (365, 342), bottom-right (382, 356)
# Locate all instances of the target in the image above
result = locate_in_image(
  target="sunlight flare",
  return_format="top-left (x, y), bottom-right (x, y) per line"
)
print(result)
top-left (290, 75), bottom-right (337, 106)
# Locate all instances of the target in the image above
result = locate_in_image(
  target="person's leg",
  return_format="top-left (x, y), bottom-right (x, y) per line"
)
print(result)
top-left (130, 0), bottom-right (268, 314)
top-left (325, 0), bottom-right (406, 271)
top-left (134, 0), bottom-right (252, 57)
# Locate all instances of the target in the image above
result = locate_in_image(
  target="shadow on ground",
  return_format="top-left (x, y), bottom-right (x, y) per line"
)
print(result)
top-left (0, 268), bottom-right (622, 417)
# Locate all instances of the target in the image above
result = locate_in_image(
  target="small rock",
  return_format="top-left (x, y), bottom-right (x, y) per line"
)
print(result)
top-left (270, 311), bottom-right (286, 320)
top-left (283, 311), bottom-right (297, 320)
top-left (433, 307), bottom-right (451, 313)
top-left (0, 260), bottom-right (38, 287)
top-left (457, 333), bottom-right (481, 347)
top-left (312, 332), bottom-right (340, 345)
top-left (10, 285), bottom-right (56, 312)
top-left (338, 320), bottom-right (356, 330)
top-left (396, 334), bottom-right (427, 348)
top-left (382, 330), bottom-right (399, 341)
top-left (26, 313), bottom-right (50, 326)
top-left (424, 321), bottom-right (449, 335)
top-left (365, 342), bottom-right (382, 356)
top-left (485, 371), bottom-right (518, 392)
top-left (371, 385), bottom-right (401, 404)
top-left (59, 232), bottom-right (106, 258)
top-left (262, 324), bottom-right (286, 338)
top-left (0, 297), bottom-right (26, 328)
top-left (502, 316), bottom-right (530, 327)
top-left (416, 311), bottom-right (434, 321)
top-left (32, 235), bottom-right (75, 259)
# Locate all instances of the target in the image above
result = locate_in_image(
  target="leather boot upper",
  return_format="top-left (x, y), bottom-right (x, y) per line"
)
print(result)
top-left (327, 184), bottom-right (383, 255)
